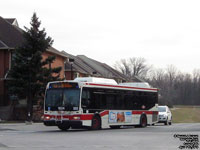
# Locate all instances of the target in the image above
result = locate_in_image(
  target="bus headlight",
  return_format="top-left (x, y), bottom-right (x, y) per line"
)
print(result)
top-left (44, 116), bottom-right (50, 120)
top-left (73, 116), bottom-right (80, 120)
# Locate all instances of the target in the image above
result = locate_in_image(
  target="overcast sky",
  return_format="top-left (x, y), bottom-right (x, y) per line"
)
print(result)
top-left (1, 0), bottom-right (200, 73)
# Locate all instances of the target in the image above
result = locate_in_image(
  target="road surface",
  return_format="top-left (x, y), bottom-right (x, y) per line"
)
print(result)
top-left (0, 123), bottom-right (199, 150)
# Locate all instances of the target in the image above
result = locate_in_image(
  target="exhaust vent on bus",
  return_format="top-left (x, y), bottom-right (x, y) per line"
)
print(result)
top-left (119, 82), bottom-right (151, 88)
top-left (74, 77), bottom-right (118, 85)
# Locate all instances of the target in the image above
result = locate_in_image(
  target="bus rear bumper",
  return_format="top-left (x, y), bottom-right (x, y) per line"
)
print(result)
top-left (44, 120), bottom-right (82, 128)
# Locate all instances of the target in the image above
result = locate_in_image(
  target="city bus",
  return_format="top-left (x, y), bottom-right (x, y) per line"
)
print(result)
top-left (43, 77), bottom-right (158, 130)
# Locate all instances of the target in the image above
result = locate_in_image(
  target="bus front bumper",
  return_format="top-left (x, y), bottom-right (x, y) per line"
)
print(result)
top-left (44, 120), bottom-right (82, 128)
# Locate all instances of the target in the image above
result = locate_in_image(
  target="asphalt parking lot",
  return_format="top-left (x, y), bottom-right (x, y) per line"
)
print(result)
top-left (0, 123), bottom-right (199, 150)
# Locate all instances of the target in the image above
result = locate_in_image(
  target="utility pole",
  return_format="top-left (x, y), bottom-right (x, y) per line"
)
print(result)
top-left (27, 56), bottom-right (32, 124)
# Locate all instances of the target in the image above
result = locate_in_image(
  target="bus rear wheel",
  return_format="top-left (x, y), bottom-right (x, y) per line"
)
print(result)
top-left (58, 124), bottom-right (70, 131)
top-left (140, 115), bottom-right (147, 127)
top-left (91, 115), bottom-right (101, 130)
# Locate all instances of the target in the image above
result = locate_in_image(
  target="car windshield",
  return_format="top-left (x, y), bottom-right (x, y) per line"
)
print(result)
top-left (158, 106), bottom-right (166, 112)
top-left (45, 88), bottom-right (80, 111)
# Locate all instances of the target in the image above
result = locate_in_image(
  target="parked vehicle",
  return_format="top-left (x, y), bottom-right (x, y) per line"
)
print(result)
top-left (158, 105), bottom-right (172, 125)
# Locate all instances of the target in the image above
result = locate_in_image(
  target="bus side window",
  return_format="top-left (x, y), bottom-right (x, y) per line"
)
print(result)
top-left (81, 89), bottom-right (90, 108)
top-left (134, 92), bottom-right (141, 110)
top-left (106, 94), bottom-right (115, 109)
top-left (124, 94), bottom-right (133, 110)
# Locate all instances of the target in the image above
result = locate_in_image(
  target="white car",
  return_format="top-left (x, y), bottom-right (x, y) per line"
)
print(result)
top-left (158, 105), bottom-right (172, 125)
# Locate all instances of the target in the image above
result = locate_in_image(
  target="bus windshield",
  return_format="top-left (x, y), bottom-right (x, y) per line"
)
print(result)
top-left (45, 88), bottom-right (80, 111)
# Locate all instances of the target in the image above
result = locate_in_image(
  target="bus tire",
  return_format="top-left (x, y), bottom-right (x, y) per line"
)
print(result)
top-left (140, 115), bottom-right (147, 127)
top-left (91, 115), bottom-right (101, 130)
top-left (110, 125), bottom-right (121, 129)
top-left (58, 124), bottom-right (70, 131)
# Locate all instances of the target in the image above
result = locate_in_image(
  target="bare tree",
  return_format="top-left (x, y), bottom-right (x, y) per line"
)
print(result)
top-left (115, 58), bottom-right (200, 106)
top-left (149, 68), bottom-right (165, 87)
top-left (192, 69), bottom-right (200, 104)
top-left (166, 65), bottom-right (178, 86)
top-left (114, 57), bottom-right (151, 80)
top-left (114, 59), bottom-right (131, 78)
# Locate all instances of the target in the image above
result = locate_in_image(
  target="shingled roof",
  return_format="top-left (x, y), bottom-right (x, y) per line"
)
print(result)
top-left (77, 55), bottom-right (128, 81)
top-left (62, 51), bottom-right (94, 75)
top-left (4, 18), bottom-right (18, 26)
top-left (0, 16), bottom-right (24, 48)
top-left (0, 40), bottom-right (9, 49)
top-left (0, 16), bottom-right (66, 58)
top-left (61, 51), bottom-right (128, 81)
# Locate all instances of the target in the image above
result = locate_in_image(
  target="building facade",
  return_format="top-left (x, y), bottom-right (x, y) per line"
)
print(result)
top-left (0, 17), bottom-right (67, 107)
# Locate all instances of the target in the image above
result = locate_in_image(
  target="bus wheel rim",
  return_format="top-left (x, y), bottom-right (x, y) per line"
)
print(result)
top-left (142, 117), bottom-right (146, 126)
top-left (93, 118), bottom-right (99, 129)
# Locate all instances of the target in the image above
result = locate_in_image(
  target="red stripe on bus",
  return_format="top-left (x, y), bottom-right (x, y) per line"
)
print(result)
top-left (85, 83), bottom-right (158, 91)
top-left (132, 111), bottom-right (158, 115)
top-left (44, 110), bottom-right (158, 121)
top-left (100, 110), bottom-right (109, 117)
top-left (44, 114), bottom-right (93, 120)
top-left (80, 114), bottom-right (93, 120)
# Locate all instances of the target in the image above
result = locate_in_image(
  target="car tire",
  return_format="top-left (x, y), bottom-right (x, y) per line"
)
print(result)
top-left (164, 117), bottom-right (169, 125)
top-left (169, 118), bottom-right (172, 125)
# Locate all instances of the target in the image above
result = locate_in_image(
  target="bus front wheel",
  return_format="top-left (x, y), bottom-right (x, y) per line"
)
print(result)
top-left (58, 124), bottom-right (70, 131)
top-left (91, 115), bottom-right (101, 130)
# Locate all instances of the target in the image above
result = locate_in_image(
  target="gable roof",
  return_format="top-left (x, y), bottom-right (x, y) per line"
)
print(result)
top-left (62, 51), bottom-right (94, 75)
top-left (0, 16), bottom-right (66, 58)
top-left (0, 16), bottom-right (24, 48)
top-left (4, 18), bottom-right (18, 27)
top-left (47, 47), bottom-right (67, 58)
top-left (62, 51), bottom-right (128, 81)
top-left (0, 40), bottom-right (9, 49)
top-left (62, 52), bottom-right (143, 82)
top-left (77, 55), bottom-right (128, 81)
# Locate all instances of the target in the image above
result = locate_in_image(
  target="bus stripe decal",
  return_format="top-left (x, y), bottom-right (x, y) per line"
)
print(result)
top-left (44, 110), bottom-right (158, 121)
top-left (132, 111), bottom-right (158, 115)
top-left (80, 114), bottom-right (93, 120)
top-left (100, 110), bottom-right (109, 117)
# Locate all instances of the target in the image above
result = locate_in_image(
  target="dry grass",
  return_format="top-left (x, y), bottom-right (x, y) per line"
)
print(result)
top-left (171, 106), bottom-right (200, 123)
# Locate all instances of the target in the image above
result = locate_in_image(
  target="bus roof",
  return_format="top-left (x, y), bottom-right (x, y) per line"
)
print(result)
top-left (47, 77), bottom-right (158, 92)
top-left (82, 82), bottom-right (158, 92)
top-left (75, 77), bottom-right (157, 92)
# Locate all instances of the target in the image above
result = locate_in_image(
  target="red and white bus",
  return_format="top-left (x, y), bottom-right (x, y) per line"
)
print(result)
top-left (43, 77), bottom-right (158, 130)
